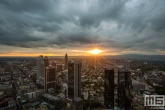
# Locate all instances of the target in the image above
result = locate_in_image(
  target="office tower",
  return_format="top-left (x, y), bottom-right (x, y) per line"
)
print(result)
top-left (68, 60), bottom-right (82, 99)
top-left (36, 55), bottom-right (45, 81)
top-left (65, 53), bottom-right (68, 69)
top-left (44, 56), bottom-right (49, 67)
top-left (118, 70), bottom-right (131, 110)
top-left (45, 66), bottom-right (56, 91)
top-left (104, 67), bottom-right (114, 109)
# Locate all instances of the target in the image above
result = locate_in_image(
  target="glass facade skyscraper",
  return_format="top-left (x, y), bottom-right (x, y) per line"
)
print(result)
top-left (104, 67), bottom-right (114, 109)
top-left (68, 60), bottom-right (82, 99)
top-left (118, 70), bottom-right (131, 109)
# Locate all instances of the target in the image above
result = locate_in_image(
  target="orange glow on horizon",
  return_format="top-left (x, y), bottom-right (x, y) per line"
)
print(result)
top-left (0, 53), bottom-right (93, 57)
top-left (0, 47), bottom-right (107, 57)
top-left (88, 48), bottom-right (103, 55)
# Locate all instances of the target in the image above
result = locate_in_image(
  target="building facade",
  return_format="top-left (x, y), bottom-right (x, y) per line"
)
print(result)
top-left (104, 67), bottom-right (114, 109)
top-left (68, 60), bottom-right (82, 99)
top-left (118, 70), bottom-right (131, 110)
top-left (45, 66), bottom-right (56, 91)
top-left (36, 55), bottom-right (45, 82)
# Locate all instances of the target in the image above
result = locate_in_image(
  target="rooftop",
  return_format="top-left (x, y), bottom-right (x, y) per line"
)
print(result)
top-left (42, 93), bottom-right (61, 101)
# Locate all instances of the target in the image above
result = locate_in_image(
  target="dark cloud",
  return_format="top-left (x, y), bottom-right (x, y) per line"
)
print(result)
top-left (0, 0), bottom-right (56, 13)
top-left (0, 0), bottom-right (165, 54)
top-left (49, 31), bottom-right (100, 47)
top-left (78, 0), bottom-right (129, 27)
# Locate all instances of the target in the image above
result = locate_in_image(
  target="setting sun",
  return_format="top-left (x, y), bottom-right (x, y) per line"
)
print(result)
top-left (88, 48), bottom-right (102, 55)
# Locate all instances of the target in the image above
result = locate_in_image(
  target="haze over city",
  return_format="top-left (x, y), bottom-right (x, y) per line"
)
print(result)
top-left (0, 0), bottom-right (165, 56)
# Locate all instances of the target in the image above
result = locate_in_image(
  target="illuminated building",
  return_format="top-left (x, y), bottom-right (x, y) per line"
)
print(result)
top-left (104, 67), bottom-right (114, 109)
top-left (68, 60), bottom-right (82, 99)
top-left (45, 66), bottom-right (56, 91)
top-left (65, 53), bottom-right (68, 69)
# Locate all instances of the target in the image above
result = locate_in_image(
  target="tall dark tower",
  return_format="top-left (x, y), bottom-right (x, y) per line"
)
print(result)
top-left (44, 56), bottom-right (49, 67)
top-left (118, 70), bottom-right (131, 110)
top-left (104, 67), bottom-right (114, 109)
top-left (68, 60), bottom-right (82, 99)
top-left (65, 53), bottom-right (68, 69)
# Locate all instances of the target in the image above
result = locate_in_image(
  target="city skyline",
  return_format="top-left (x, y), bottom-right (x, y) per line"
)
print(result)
top-left (0, 0), bottom-right (165, 57)
top-left (0, 49), bottom-right (165, 109)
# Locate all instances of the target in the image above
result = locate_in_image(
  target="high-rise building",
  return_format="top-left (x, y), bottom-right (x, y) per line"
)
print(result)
top-left (118, 70), bottom-right (131, 110)
top-left (68, 60), bottom-right (82, 99)
top-left (104, 67), bottom-right (114, 109)
top-left (65, 53), bottom-right (68, 69)
top-left (44, 56), bottom-right (49, 67)
top-left (45, 66), bottom-right (56, 91)
top-left (36, 55), bottom-right (45, 81)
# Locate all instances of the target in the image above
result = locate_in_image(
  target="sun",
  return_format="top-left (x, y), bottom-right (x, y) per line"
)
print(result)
top-left (88, 48), bottom-right (102, 55)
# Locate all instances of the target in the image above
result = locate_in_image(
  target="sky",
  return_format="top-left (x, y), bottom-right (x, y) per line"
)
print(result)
top-left (0, 0), bottom-right (165, 56)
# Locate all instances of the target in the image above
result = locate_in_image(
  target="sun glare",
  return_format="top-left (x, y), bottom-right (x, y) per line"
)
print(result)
top-left (89, 48), bottom-right (102, 55)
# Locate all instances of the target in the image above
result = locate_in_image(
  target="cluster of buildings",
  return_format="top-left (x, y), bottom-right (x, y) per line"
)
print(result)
top-left (104, 67), bottom-right (132, 109)
top-left (129, 69), bottom-right (165, 110)
top-left (0, 61), bottom-right (17, 110)
top-left (0, 56), bottom-right (165, 110)
top-left (36, 54), bottom-right (83, 110)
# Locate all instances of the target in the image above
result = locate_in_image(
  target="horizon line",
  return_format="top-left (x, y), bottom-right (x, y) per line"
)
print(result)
top-left (0, 54), bottom-right (165, 58)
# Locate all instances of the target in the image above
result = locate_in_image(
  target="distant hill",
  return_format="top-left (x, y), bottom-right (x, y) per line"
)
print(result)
top-left (105, 54), bottom-right (165, 59)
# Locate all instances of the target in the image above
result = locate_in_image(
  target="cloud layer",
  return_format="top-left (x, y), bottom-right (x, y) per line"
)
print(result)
top-left (0, 0), bottom-right (165, 55)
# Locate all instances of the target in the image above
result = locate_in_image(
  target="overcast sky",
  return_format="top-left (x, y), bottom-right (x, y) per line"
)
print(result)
top-left (0, 0), bottom-right (165, 56)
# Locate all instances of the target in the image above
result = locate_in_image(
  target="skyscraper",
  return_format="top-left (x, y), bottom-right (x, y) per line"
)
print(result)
top-left (104, 66), bottom-right (114, 109)
top-left (45, 66), bottom-right (56, 91)
top-left (36, 55), bottom-right (45, 82)
top-left (118, 70), bottom-right (131, 109)
top-left (44, 56), bottom-right (49, 67)
top-left (68, 60), bottom-right (82, 99)
top-left (65, 53), bottom-right (68, 69)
